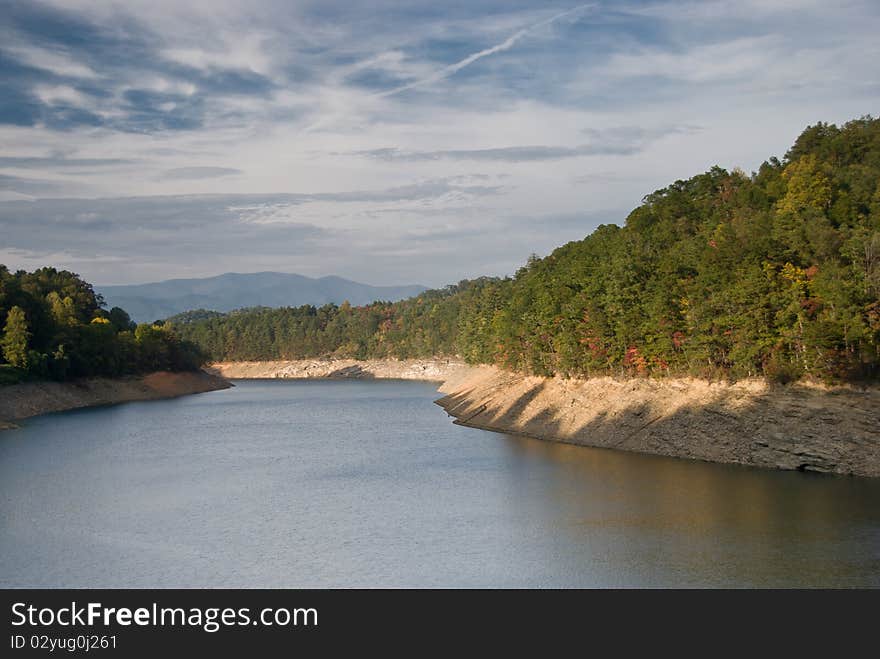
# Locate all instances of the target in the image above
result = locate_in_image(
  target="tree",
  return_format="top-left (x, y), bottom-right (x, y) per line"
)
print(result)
top-left (108, 306), bottom-right (136, 332)
top-left (46, 291), bottom-right (77, 326)
top-left (2, 306), bottom-right (31, 369)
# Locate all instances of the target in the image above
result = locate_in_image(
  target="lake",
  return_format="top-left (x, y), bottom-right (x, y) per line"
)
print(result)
top-left (1, 379), bottom-right (879, 587)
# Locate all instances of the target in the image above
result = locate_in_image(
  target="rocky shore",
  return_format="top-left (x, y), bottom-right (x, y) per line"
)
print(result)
top-left (208, 358), bottom-right (469, 381)
top-left (0, 370), bottom-right (231, 430)
top-left (436, 365), bottom-right (880, 478)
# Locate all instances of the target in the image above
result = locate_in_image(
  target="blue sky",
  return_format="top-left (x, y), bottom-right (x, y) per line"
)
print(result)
top-left (0, 0), bottom-right (877, 286)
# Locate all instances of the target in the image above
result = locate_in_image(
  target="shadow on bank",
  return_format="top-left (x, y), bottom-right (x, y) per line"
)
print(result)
top-left (435, 376), bottom-right (880, 478)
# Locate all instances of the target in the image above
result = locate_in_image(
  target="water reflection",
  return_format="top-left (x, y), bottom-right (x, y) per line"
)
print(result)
top-left (497, 435), bottom-right (880, 586)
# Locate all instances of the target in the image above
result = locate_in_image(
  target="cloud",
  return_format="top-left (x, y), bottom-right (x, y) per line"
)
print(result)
top-left (1, 44), bottom-right (99, 79)
top-left (0, 176), bottom-right (521, 285)
top-left (351, 144), bottom-right (637, 162)
top-left (0, 156), bottom-right (134, 168)
top-left (603, 36), bottom-right (780, 83)
top-left (345, 125), bottom-right (700, 162)
top-left (0, 172), bottom-right (63, 195)
top-left (0, 176), bottom-right (503, 246)
top-left (0, 195), bottom-right (327, 283)
top-left (0, 0), bottom-right (277, 132)
top-left (376, 4), bottom-right (595, 97)
top-left (160, 166), bottom-right (242, 180)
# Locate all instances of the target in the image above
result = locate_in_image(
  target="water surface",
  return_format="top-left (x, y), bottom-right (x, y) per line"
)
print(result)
top-left (2, 379), bottom-right (878, 587)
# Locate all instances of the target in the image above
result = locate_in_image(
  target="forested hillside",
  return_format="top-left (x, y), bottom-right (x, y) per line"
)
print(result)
top-left (0, 267), bottom-right (205, 384)
top-left (172, 117), bottom-right (880, 383)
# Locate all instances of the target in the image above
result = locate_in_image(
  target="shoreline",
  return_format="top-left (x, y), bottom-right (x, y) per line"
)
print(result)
top-left (212, 358), bottom-right (879, 477)
top-left (6, 358), bottom-right (878, 477)
top-left (208, 358), bottom-right (470, 381)
top-left (0, 370), bottom-right (232, 430)
top-left (435, 365), bottom-right (880, 478)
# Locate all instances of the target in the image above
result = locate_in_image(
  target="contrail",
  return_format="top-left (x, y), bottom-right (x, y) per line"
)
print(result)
top-left (377, 4), bottom-right (595, 97)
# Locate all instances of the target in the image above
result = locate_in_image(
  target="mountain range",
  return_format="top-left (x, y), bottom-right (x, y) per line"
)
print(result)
top-left (98, 272), bottom-right (427, 323)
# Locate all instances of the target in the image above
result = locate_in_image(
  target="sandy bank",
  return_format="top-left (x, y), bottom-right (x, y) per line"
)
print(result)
top-left (208, 358), bottom-right (469, 381)
top-left (436, 365), bottom-right (880, 478)
top-left (0, 370), bottom-right (231, 430)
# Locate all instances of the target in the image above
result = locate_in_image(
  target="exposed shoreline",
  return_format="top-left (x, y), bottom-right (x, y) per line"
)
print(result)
top-left (436, 365), bottom-right (880, 478)
top-left (0, 370), bottom-right (232, 430)
top-left (214, 358), bottom-right (879, 477)
top-left (208, 358), bottom-right (470, 381)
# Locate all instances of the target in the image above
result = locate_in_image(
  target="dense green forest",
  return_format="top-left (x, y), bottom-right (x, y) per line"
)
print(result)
top-left (172, 117), bottom-right (880, 383)
top-left (0, 267), bottom-right (205, 384)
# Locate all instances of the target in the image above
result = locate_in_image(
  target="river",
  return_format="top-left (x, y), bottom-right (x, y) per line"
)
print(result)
top-left (2, 379), bottom-right (878, 587)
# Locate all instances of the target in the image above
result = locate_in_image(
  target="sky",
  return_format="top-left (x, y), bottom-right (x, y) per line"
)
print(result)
top-left (0, 0), bottom-right (878, 287)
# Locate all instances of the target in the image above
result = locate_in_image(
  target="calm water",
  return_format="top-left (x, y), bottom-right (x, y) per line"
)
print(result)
top-left (1, 379), bottom-right (879, 588)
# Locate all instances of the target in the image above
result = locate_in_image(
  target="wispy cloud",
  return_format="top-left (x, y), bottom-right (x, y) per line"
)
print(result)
top-left (159, 166), bottom-right (242, 180)
top-left (2, 43), bottom-right (100, 79)
top-left (350, 144), bottom-right (636, 162)
top-left (376, 4), bottom-right (596, 97)
top-left (0, 156), bottom-right (133, 168)
top-left (0, 172), bottom-right (62, 195)
top-left (346, 125), bottom-right (700, 162)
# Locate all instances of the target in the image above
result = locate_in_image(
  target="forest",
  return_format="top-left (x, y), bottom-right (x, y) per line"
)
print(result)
top-left (171, 117), bottom-right (880, 383)
top-left (0, 267), bottom-right (205, 384)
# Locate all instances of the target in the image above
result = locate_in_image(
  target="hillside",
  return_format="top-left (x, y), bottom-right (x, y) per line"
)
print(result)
top-left (172, 117), bottom-right (880, 384)
top-left (99, 272), bottom-right (427, 323)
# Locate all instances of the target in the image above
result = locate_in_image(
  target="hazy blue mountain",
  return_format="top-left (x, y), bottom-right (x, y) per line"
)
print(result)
top-left (99, 272), bottom-right (427, 323)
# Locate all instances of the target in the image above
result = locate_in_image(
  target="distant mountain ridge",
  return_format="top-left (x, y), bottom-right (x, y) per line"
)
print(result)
top-left (98, 272), bottom-right (427, 323)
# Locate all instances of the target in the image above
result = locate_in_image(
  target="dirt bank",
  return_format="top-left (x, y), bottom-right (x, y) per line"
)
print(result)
top-left (208, 358), bottom-right (469, 381)
top-left (436, 365), bottom-right (880, 478)
top-left (0, 370), bottom-right (231, 430)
